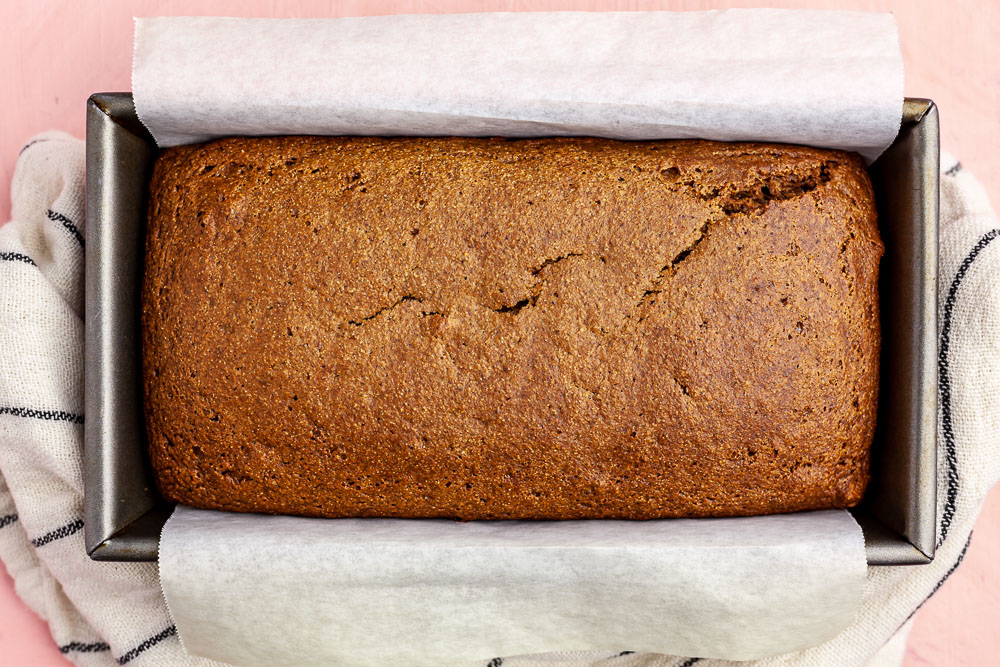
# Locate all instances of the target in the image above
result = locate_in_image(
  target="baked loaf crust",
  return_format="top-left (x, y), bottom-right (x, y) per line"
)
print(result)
top-left (143, 136), bottom-right (881, 519)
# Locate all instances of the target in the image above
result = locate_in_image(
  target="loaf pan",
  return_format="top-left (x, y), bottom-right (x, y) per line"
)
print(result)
top-left (84, 93), bottom-right (939, 564)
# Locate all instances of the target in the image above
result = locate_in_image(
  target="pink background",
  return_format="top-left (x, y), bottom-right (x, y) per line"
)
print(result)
top-left (0, 1), bottom-right (997, 665)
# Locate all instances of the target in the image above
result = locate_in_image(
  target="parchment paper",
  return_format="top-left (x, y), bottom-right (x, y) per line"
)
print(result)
top-left (133, 11), bottom-right (903, 161)
top-left (137, 10), bottom-right (902, 664)
top-left (159, 507), bottom-right (866, 666)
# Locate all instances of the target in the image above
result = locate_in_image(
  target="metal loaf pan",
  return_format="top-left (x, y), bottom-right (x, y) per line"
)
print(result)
top-left (84, 93), bottom-right (939, 564)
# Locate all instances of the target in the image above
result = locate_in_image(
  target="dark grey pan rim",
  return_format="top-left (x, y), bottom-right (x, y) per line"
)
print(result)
top-left (84, 93), bottom-right (938, 564)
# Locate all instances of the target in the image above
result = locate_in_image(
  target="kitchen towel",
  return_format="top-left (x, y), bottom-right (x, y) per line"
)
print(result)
top-left (0, 133), bottom-right (212, 667)
top-left (1, 134), bottom-right (998, 665)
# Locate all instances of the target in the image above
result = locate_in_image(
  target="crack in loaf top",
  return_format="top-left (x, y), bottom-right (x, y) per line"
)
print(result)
top-left (142, 136), bottom-right (882, 521)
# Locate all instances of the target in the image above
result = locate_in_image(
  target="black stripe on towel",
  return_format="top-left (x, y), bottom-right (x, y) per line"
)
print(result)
top-left (19, 138), bottom-right (49, 156)
top-left (60, 640), bottom-right (111, 654)
top-left (0, 406), bottom-right (84, 424)
top-left (944, 162), bottom-right (963, 177)
top-left (0, 251), bottom-right (37, 266)
top-left (0, 514), bottom-right (18, 529)
top-left (31, 518), bottom-right (84, 548)
top-left (116, 626), bottom-right (177, 665)
top-left (45, 209), bottom-right (85, 248)
top-left (938, 229), bottom-right (1000, 545)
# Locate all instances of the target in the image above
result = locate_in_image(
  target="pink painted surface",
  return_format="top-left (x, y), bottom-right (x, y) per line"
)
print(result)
top-left (0, 1), bottom-right (996, 665)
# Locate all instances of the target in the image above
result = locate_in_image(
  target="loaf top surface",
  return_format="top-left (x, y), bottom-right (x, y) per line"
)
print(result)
top-left (143, 136), bottom-right (881, 519)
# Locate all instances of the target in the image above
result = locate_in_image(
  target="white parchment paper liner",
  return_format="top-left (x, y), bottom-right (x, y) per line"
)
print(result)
top-left (133, 11), bottom-right (903, 161)
top-left (136, 10), bottom-right (901, 664)
top-left (160, 507), bottom-right (866, 666)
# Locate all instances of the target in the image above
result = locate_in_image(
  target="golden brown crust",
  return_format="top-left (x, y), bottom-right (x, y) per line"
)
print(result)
top-left (143, 136), bottom-right (881, 519)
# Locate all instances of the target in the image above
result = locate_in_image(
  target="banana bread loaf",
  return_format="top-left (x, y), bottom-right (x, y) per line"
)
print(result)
top-left (143, 136), bottom-right (881, 519)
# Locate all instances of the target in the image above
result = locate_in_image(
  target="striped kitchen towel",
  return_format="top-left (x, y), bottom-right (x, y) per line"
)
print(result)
top-left (0, 134), bottom-right (997, 667)
top-left (0, 133), bottom-right (218, 667)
